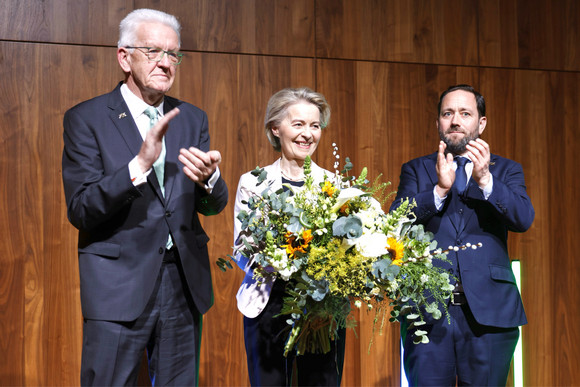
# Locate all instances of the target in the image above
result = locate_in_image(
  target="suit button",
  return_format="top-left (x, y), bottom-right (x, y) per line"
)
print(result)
top-left (159, 247), bottom-right (164, 254)
top-left (458, 209), bottom-right (463, 214)
top-left (165, 211), bottom-right (172, 217)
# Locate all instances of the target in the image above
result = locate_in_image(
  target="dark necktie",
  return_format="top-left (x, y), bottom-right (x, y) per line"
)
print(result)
top-left (455, 157), bottom-right (470, 194)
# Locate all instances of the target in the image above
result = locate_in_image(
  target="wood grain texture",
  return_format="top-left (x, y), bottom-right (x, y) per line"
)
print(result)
top-left (315, 0), bottom-right (479, 65)
top-left (174, 53), bottom-right (316, 386)
top-left (480, 68), bottom-right (580, 386)
top-left (0, 0), bottom-right (132, 45)
top-left (138, 0), bottom-right (315, 56)
top-left (0, 0), bottom-right (314, 57)
top-left (0, 41), bottom-right (113, 385)
top-left (478, 0), bottom-right (580, 71)
top-left (1, 1), bottom-right (580, 386)
top-left (315, 59), bottom-right (478, 386)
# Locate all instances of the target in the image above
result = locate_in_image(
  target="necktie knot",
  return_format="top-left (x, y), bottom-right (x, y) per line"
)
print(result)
top-left (455, 157), bottom-right (470, 193)
top-left (144, 107), bottom-right (158, 128)
top-left (455, 156), bottom-right (468, 168)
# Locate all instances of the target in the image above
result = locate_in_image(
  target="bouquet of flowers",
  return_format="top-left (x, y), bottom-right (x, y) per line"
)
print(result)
top-left (219, 148), bottom-right (479, 356)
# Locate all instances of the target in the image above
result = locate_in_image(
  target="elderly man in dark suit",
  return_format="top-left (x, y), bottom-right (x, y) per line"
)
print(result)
top-left (62, 8), bottom-right (228, 386)
top-left (390, 84), bottom-right (534, 386)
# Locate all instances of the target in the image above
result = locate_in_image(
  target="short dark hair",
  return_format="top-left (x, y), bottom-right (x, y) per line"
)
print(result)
top-left (437, 84), bottom-right (486, 118)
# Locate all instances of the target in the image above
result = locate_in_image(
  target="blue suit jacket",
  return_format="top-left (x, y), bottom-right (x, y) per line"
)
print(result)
top-left (62, 84), bottom-right (228, 321)
top-left (390, 152), bottom-right (534, 328)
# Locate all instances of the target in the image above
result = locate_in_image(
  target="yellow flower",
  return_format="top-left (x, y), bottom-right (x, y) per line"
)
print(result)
top-left (282, 230), bottom-right (314, 258)
top-left (321, 181), bottom-right (337, 197)
top-left (387, 237), bottom-right (404, 266)
top-left (301, 229), bottom-right (314, 245)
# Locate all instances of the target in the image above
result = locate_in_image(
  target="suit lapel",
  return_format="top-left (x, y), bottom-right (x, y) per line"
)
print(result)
top-left (107, 86), bottom-right (166, 200)
top-left (162, 98), bottom-right (183, 201)
top-left (422, 153), bottom-right (439, 186)
top-left (107, 89), bottom-right (142, 157)
top-left (453, 154), bottom-right (500, 234)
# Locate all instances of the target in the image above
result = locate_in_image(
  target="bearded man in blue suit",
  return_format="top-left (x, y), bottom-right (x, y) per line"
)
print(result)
top-left (62, 9), bottom-right (228, 386)
top-left (390, 84), bottom-right (534, 386)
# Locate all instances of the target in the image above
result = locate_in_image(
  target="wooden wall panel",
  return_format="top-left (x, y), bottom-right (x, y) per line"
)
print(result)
top-left (2, 1), bottom-right (580, 386)
top-left (0, 41), bottom-right (120, 385)
top-left (0, 0), bottom-right (132, 45)
top-left (139, 0), bottom-right (315, 56)
top-left (0, 0), bottom-right (315, 57)
top-left (315, 0), bottom-right (479, 65)
top-left (172, 52), bottom-right (317, 386)
top-left (315, 59), bottom-right (480, 386)
top-left (479, 68), bottom-right (580, 386)
top-left (478, 0), bottom-right (580, 71)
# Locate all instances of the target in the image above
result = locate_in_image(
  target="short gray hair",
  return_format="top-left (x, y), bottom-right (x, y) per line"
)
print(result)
top-left (117, 9), bottom-right (181, 48)
top-left (264, 87), bottom-right (331, 152)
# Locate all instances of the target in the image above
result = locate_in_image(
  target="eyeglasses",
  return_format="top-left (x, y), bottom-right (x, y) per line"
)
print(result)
top-left (125, 46), bottom-right (183, 65)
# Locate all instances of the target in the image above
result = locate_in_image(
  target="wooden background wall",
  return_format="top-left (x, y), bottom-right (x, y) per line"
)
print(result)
top-left (1, 0), bottom-right (579, 385)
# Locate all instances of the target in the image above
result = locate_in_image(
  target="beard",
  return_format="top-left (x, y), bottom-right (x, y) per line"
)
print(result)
top-left (439, 128), bottom-right (479, 155)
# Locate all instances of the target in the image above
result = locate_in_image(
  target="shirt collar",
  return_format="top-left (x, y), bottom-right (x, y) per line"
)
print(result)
top-left (120, 83), bottom-right (165, 119)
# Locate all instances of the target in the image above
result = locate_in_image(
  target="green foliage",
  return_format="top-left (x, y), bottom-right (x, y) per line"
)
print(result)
top-left (220, 147), bottom-right (476, 354)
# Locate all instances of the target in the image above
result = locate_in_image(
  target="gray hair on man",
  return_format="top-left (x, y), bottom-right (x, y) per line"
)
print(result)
top-left (117, 8), bottom-right (181, 48)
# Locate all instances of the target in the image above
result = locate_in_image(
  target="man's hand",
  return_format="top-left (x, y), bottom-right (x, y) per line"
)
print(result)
top-left (435, 141), bottom-right (455, 198)
top-left (466, 138), bottom-right (491, 188)
top-left (135, 108), bottom-right (180, 173)
top-left (179, 147), bottom-right (222, 185)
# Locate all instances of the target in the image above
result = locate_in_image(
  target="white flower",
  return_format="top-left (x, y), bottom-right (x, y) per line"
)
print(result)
top-left (315, 228), bottom-right (328, 236)
top-left (354, 300), bottom-right (362, 308)
top-left (278, 266), bottom-right (297, 281)
top-left (331, 187), bottom-right (366, 212)
top-left (269, 248), bottom-right (297, 281)
top-left (357, 209), bottom-right (379, 230)
top-left (355, 232), bottom-right (389, 258)
top-left (420, 274), bottom-right (429, 284)
top-left (367, 196), bottom-right (384, 213)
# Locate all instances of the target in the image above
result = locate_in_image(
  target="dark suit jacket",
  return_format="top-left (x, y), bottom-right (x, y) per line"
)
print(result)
top-left (62, 84), bottom-right (228, 321)
top-left (390, 152), bottom-right (534, 328)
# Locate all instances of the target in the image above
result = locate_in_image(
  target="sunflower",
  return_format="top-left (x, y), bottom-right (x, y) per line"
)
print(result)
top-left (387, 237), bottom-right (404, 266)
top-left (282, 229), bottom-right (314, 258)
top-left (301, 229), bottom-right (314, 245)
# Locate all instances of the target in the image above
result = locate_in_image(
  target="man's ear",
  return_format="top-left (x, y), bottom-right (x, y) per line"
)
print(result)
top-left (117, 48), bottom-right (131, 73)
top-left (478, 116), bottom-right (487, 135)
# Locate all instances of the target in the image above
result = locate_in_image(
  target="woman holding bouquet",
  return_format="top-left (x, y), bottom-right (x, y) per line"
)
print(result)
top-left (233, 87), bottom-right (345, 386)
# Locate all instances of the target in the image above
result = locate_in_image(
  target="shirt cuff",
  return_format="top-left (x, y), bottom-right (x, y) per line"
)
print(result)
top-left (128, 157), bottom-right (152, 186)
top-left (481, 174), bottom-right (493, 200)
top-left (433, 185), bottom-right (446, 211)
top-left (203, 166), bottom-right (221, 193)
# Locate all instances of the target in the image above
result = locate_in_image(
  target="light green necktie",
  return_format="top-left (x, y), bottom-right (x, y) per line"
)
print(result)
top-left (144, 107), bottom-right (166, 196)
top-left (144, 107), bottom-right (173, 250)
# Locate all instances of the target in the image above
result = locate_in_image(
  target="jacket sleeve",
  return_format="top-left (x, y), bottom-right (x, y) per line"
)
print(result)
top-left (465, 159), bottom-right (534, 232)
top-left (62, 107), bottom-right (142, 231)
top-left (233, 173), bottom-right (256, 271)
top-left (389, 160), bottom-right (439, 223)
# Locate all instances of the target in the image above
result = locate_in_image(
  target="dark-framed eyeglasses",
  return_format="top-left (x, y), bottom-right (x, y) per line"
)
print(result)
top-left (125, 46), bottom-right (183, 65)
